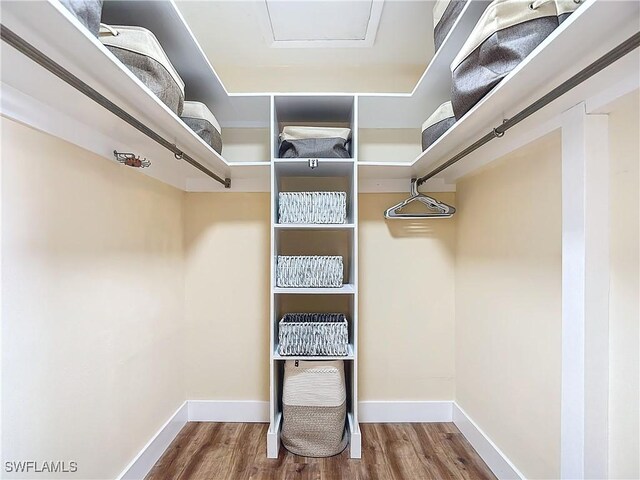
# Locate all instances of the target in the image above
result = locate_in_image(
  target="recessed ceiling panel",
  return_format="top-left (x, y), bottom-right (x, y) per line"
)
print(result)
top-left (266, 0), bottom-right (373, 41)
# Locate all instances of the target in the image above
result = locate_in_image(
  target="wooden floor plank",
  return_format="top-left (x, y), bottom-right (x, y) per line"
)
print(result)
top-left (145, 422), bottom-right (497, 480)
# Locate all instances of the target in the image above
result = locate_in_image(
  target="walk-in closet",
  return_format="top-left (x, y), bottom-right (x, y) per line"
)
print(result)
top-left (1, 0), bottom-right (638, 479)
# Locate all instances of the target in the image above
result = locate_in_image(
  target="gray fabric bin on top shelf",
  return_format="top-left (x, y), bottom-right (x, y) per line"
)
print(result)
top-left (422, 101), bottom-right (456, 151)
top-left (433, 0), bottom-right (467, 52)
top-left (181, 101), bottom-right (223, 154)
top-left (279, 127), bottom-right (351, 158)
top-left (60, 0), bottom-right (103, 37)
top-left (281, 360), bottom-right (348, 457)
top-left (100, 24), bottom-right (185, 115)
top-left (450, 0), bottom-right (583, 119)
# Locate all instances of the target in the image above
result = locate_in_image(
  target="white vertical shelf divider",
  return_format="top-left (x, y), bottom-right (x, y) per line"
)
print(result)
top-left (267, 95), bottom-right (360, 459)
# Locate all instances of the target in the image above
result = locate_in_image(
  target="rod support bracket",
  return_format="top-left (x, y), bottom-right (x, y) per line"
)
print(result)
top-left (224, 178), bottom-right (231, 189)
top-left (113, 150), bottom-right (150, 168)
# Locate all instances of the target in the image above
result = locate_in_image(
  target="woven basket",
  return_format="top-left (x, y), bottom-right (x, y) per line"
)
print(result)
top-left (281, 360), bottom-right (348, 457)
top-left (278, 192), bottom-right (347, 224)
top-left (279, 313), bottom-right (349, 356)
top-left (276, 256), bottom-right (343, 288)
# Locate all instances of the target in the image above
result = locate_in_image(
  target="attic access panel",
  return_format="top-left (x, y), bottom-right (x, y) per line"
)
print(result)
top-left (260, 0), bottom-right (384, 48)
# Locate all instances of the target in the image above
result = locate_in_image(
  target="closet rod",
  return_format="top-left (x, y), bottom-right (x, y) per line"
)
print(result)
top-left (416, 31), bottom-right (640, 186)
top-left (0, 24), bottom-right (231, 188)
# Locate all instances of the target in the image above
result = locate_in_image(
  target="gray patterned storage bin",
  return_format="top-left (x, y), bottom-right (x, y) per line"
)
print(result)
top-left (279, 313), bottom-right (349, 356)
top-left (60, 0), bottom-right (103, 37)
top-left (279, 192), bottom-right (347, 224)
top-left (276, 256), bottom-right (343, 288)
top-left (433, 0), bottom-right (467, 52)
top-left (422, 101), bottom-right (456, 151)
top-left (181, 101), bottom-right (223, 154)
top-left (450, 0), bottom-right (582, 119)
top-left (100, 24), bottom-right (185, 115)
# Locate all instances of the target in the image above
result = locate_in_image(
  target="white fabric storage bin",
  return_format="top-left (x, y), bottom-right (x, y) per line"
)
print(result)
top-left (279, 126), bottom-right (352, 158)
top-left (450, 0), bottom-right (582, 119)
top-left (99, 24), bottom-right (185, 115)
top-left (281, 360), bottom-right (348, 457)
top-left (421, 101), bottom-right (456, 151)
top-left (181, 101), bottom-right (223, 154)
top-left (433, 0), bottom-right (467, 52)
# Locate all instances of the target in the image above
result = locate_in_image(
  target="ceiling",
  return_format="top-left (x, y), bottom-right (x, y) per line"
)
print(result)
top-left (175, 0), bottom-right (435, 94)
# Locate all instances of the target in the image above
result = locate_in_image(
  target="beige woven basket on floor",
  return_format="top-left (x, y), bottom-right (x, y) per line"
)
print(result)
top-left (281, 360), bottom-right (348, 457)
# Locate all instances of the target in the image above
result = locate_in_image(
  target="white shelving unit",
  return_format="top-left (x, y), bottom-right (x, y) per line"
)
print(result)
top-left (2, 0), bottom-right (637, 191)
top-left (268, 95), bottom-right (361, 459)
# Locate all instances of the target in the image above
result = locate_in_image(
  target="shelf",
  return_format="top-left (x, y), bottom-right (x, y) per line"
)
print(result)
top-left (0, 0), bottom-right (270, 191)
top-left (272, 344), bottom-right (355, 361)
top-left (274, 158), bottom-right (354, 177)
top-left (275, 223), bottom-right (355, 231)
top-left (357, 0), bottom-right (640, 184)
top-left (273, 284), bottom-right (356, 295)
top-left (358, 0), bottom-right (491, 128)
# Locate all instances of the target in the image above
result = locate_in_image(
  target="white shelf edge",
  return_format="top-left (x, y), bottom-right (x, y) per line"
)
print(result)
top-left (274, 223), bottom-right (355, 230)
top-left (273, 284), bottom-right (356, 295)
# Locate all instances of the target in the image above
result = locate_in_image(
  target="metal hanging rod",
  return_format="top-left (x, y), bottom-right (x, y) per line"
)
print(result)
top-left (417, 31), bottom-right (640, 186)
top-left (0, 24), bottom-right (231, 188)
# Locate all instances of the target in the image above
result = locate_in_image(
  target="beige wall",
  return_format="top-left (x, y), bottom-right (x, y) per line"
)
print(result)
top-left (359, 193), bottom-right (456, 400)
top-left (183, 193), bottom-right (271, 400)
top-left (607, 90), bottom-right (639, 480)
top-left (455, 132), bottom-right (563, 480)
top-left (1, 118), bottom-right (186, 479)
top-left (182, 192), bottom-right (457, 402)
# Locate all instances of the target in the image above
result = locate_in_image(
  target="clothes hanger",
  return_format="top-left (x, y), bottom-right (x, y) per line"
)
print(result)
top-left (384, 178), bottom-right (456, 219)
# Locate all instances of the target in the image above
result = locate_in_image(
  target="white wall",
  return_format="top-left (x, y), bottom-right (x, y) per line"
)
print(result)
top-left (607, 90), bottom-right (639, 480)
top-left (454, 132), bottom-right (563, 480)
top-left (1, 118), bottom-right (186, 480)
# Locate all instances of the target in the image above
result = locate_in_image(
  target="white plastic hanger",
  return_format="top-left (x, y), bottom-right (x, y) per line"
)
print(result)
top-left (384, 178), bottom-right (456, 219)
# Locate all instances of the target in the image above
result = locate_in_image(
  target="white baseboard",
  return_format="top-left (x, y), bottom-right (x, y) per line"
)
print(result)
top-left (115, 400), bottom-right (525, 480)
top-left (359, 400), bottom-right (453, 423)
top-left (453, 403), bottom-right (525, 480)
top-left (188, 400), bottom-right (269, 422)
top-left (117, 401), bottom-right (188, 480)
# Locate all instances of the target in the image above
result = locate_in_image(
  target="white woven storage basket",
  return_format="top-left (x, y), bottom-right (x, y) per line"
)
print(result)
top-left (281, 360), bottom-right (348, 457)
top-left (278, 192), bottom-right (347, 224)
top-left (276, 256), bottom-right (343, 288)
top-left (279, 313), bottom-right (349, 356)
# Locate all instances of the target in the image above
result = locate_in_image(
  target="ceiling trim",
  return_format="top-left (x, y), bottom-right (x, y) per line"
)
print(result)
top-left (255, 0), bottom-right (385, 49)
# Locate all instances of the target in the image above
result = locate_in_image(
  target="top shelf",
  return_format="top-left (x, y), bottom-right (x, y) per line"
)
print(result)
top-left (358, 0), bottom-right (640, 183)
top-left (358, 0), bottom-right (491, 129)
top-left (0, 0), bottom-right (271, 190)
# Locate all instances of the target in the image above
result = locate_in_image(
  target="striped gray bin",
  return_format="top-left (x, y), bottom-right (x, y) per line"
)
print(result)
top-left (450, 0), bottom-right (582, 119)
top-left (422, 101), bottom-right (456, 151)
top-left (60, 0), bottom-right (103, 37)
top-left (181, 101), bottom-right (223, 154)
top-left (281, 360), bottom-right (348, 457)
top-left (100, 24), bottom-right (185, 115)
top-left (433, 0), bottom-right (467, 52)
